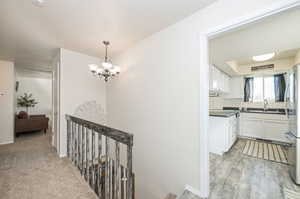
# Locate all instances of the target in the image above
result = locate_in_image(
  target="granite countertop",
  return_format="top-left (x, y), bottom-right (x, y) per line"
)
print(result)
top-left (209, 110), bottom-right (239, 117)
top-left (222, 107), bottom-right (286, 115)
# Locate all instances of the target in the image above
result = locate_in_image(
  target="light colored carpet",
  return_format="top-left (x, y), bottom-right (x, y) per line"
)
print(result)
top-left (0, 131), bottom-right (98, 199)
top-left (242, 139), bottom-right (288, 164)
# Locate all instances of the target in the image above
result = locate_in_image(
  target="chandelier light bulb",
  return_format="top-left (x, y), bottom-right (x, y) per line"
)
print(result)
top-left (110, 68), bottom-right (117, 75)
top-left (114, 66), bottom-right (121, 73)
top-left (89, 64), bottom-right (98, 72)
top-left (102, 61), bottom-right (113, 69)
top-left (96, 68), bottom-right (104, 74)
top-left (32, 0), bottom-right (46, 7)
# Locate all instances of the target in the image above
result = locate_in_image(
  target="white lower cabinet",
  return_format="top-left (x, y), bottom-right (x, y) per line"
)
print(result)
top-left (240, 113), bottom-right (290, 143)
top-left (241, 118), bottom-right (264, 138)
top-left (209, 115), bottom-right (238, 155)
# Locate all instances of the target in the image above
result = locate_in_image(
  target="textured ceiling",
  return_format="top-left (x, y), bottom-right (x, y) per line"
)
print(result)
top-left (0, 0), bottom-right (217, 70)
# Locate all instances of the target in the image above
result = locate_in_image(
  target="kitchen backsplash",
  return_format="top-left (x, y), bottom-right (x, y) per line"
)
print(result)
top-left (209, 96), bottom-right (286, 110)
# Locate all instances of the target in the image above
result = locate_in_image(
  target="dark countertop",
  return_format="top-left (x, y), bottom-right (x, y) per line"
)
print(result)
top-left (222, 107), bottom-right (286, 115)
top-left (209, 110), bottom-right (239, 118)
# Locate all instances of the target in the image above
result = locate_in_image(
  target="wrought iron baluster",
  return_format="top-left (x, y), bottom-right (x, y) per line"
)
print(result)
top-left (67, 119), bottom-right (71, 158)
top-left (77, 123), bottom-right (81, 170)
top-left (86, 128), bottom-right (90, 183)
top-left (81, 125), bottom-right (85, 175)
top-left (127, 144), bottom-right (133, 199)
top-left (92, 130), bottom-right (96, 189)
top-left (105, 137), bottom-right (110, 199)
top-left (72, 122), bottom-right (75, 163)
top-left (110, 158), bottom-right (113, 199)
top-left (98, 134), bottom-right (102, 196)
top-left (75, 123), bottom-right (78, 166)
top-left (115, 142), bottom-right (120, 199)
top-left (121, 166), bottom-right (125, 199)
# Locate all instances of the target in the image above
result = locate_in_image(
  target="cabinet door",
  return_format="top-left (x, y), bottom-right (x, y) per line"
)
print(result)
top-left (218, 71), bottom-right (225, 92)
top-left (228, 117), bottom-right (238, 149)
top-left (263, 120), bottom-right (289, 142)
top-left (228, 77), bottom-right (244, 98)
top-left (241, 118), bottom-right (264, 139)
top-left (211, 66), bottom-right (219, 91)
top-left (225, 75), bottom-right (230, 93)
top-left (209, 65), bottom-right (213, 90)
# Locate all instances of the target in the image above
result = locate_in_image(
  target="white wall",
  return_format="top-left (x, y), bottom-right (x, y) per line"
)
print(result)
top-left (59, 48), bottom-right (106, 157)
top-left (0, 60), bottom-right (14, 145)
top-left (106, 0), bottom-right (297, 198)
top-left (15, 71), bottom-right (52, 118)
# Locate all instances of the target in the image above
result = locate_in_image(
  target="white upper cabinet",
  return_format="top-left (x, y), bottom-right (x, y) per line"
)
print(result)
top-left (225, 77), bottom-right (244, 98)
top-left (209, 65), bottom-right (230, 93)
top-left (224, 75), bottom-right (230, 93)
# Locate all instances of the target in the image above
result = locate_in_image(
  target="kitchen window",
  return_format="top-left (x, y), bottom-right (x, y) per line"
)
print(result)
top-left (244, 74), bottom-right (286, 102)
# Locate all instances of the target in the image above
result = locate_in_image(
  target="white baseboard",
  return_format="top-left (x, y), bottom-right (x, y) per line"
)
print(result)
top-left (0, 140), bottom-right (14, 145)
top-left (184, 185), bottom-right (202, 197)
top-left (59, 152), bottom-right (67, 158)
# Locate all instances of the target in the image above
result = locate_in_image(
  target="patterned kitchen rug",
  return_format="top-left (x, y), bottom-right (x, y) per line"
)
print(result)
top-left (242, 139), bottom-right (288, 164)
top-left (284, 187), bottom-right (300, 199)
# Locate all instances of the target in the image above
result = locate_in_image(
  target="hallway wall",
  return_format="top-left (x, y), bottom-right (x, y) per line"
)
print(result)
top-left (59, 48), bottom-right (106, 157)
top-left (106, 0), bottom-right (297, 198)
top-left (0, 60), bottom-right (14, 145)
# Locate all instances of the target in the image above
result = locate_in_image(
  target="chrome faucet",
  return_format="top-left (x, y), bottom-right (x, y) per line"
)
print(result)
top-left (263, 99), bottom-right (268, 111)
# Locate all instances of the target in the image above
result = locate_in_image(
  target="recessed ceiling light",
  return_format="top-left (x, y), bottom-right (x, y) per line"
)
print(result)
top-left (32, 0), bottom-right (46, 7)
top-left (252, 52), bottom-right (275, 62)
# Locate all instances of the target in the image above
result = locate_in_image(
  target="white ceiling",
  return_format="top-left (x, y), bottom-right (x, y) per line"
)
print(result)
top-left (236, 48), bottom-right (299, 65)
top-left (0, 0), bottom-right (217, 70)
top-left (210, 7), bottom-right (300, 76)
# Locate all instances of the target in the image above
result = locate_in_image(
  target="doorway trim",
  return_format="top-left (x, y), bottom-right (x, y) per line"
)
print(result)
top-left (199, 0), bottom-right (300, 197)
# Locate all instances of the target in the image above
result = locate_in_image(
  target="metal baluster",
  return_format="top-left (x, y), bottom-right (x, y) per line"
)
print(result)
top-left (132, 173), bottom-right (135, 199)
top-left (105, 137), bottom-right (110, 199)
top-left (67, 119), bottom-right (70, 158)
top-left (124, 167), bottom-right (128, 199)
top-left (81, 125), bottom-right (85, 176)
top-left (92, 130), bottom-right (95, 189)
top-left (121, 166), bottom-right (124, 199)
top-left (84, 127), bottom-right (88, 180)
top-left (77, 123), bottom-right (81, 170)
top-left (75, 123), bottom-right (78, 166)
top-left (115, 142), bottom-right (120, 199)
top-left (86, 128), bottom-right (90, 183)
top-left (110, 158), bottom-right (113, 199)
top-left (72, 122), bottom-right (75, 163)
top-left (127, 144), bottom-right (133, 199)
top-left (98, 134), bottom-right (102, 196)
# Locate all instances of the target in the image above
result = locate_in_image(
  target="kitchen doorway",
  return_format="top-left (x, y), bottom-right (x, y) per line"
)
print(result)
top-left (199, 2), bottom-right (300, 198)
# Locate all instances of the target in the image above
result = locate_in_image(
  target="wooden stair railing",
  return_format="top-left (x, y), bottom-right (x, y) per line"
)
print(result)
top-left (66, 115), bottom-right (134, 199)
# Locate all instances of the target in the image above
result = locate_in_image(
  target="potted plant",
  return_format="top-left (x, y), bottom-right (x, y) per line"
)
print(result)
top-left (17, 93), bottom-right (38, 114)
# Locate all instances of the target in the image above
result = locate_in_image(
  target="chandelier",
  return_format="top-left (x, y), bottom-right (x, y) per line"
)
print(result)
top-left (89, 41), bottom-right (120, 82)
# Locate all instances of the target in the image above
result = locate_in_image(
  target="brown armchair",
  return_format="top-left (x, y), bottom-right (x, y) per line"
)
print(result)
top-left (15, 114), bottom-right (49, 136)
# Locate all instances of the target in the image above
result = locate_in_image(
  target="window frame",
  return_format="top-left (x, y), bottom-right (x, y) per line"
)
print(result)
top-left (245, 74), bottom-right (279, 103)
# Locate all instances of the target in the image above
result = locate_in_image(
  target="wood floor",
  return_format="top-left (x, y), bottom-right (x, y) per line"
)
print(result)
top-left (209, 139), bottom-right (300, 199)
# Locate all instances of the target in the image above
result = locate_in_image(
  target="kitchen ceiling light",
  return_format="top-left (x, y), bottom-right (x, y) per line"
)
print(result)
top-left (32, 0), bottom-right (46, 7)
top-left (252, 52), bottom-right (275, 62)
top-left (89, 41), bottom-right (121, 82)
